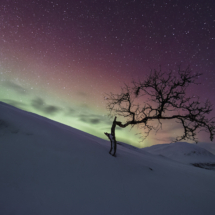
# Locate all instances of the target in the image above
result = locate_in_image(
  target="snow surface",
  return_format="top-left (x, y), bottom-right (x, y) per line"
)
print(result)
top-left (143, 142), bottom-right (215, 165)
top-left (1, 101), bottom-right (215, 215)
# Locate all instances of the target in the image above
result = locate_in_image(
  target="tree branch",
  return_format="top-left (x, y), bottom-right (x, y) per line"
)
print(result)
top-left (105, 66), bottom-right (215, 143)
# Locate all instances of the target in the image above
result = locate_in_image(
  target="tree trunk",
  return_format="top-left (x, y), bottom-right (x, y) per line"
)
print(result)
top-left (105, 116), bottom-right (118, 156)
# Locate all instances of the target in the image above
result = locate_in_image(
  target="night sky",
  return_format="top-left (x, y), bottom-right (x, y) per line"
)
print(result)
top-left (0, 0), bottom-right (214, 147)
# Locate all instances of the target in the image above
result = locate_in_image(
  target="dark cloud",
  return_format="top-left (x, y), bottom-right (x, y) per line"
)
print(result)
top-left (4, 81), bottom-right (27, 95)
top-left (90, 118), bottom-right (100, 124)
top-left (79, 117), bottom-right (101, 124)
top-left (78, 113), bottom-right (111, 125)
top-left (32, 97), bottom-right (44, 109)
top-left (31, 97), bottom-right (61, 115)
top-left (44, 105), bottom-right (60, 114)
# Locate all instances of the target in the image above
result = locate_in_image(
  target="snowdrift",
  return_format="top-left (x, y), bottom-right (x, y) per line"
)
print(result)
top-left (1, 102), bottom-right (215, 215)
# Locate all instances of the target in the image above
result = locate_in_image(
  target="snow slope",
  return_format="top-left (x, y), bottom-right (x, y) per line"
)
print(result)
top-left (1, 101), bottom-right (215, 215)
top-left (143, 142), bottom-right (215, 165)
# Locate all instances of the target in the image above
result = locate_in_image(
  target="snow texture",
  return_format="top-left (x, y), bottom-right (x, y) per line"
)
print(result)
top-left (1, 101), bottom-right (215, 215)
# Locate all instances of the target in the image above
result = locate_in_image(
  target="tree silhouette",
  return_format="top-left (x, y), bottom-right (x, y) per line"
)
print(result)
top-left (105, 66), bottom-right (215, 156)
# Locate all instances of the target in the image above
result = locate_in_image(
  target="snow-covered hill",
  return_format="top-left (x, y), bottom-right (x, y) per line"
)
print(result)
top-left (1, 101), bottom-right (215, 215)
top-left (143, 142), bottom-right (215, 167)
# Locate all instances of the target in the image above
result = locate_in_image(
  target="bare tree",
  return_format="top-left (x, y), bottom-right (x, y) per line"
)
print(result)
top-left (105, 66), bottom-right (215, 156)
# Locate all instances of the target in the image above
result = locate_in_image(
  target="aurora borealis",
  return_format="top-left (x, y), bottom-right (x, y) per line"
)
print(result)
top-left (0, 0), bottom-right (214, 147)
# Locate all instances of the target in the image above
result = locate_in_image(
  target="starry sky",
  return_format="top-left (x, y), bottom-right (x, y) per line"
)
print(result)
top-left (0, 0), bottom-right (214, 147)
